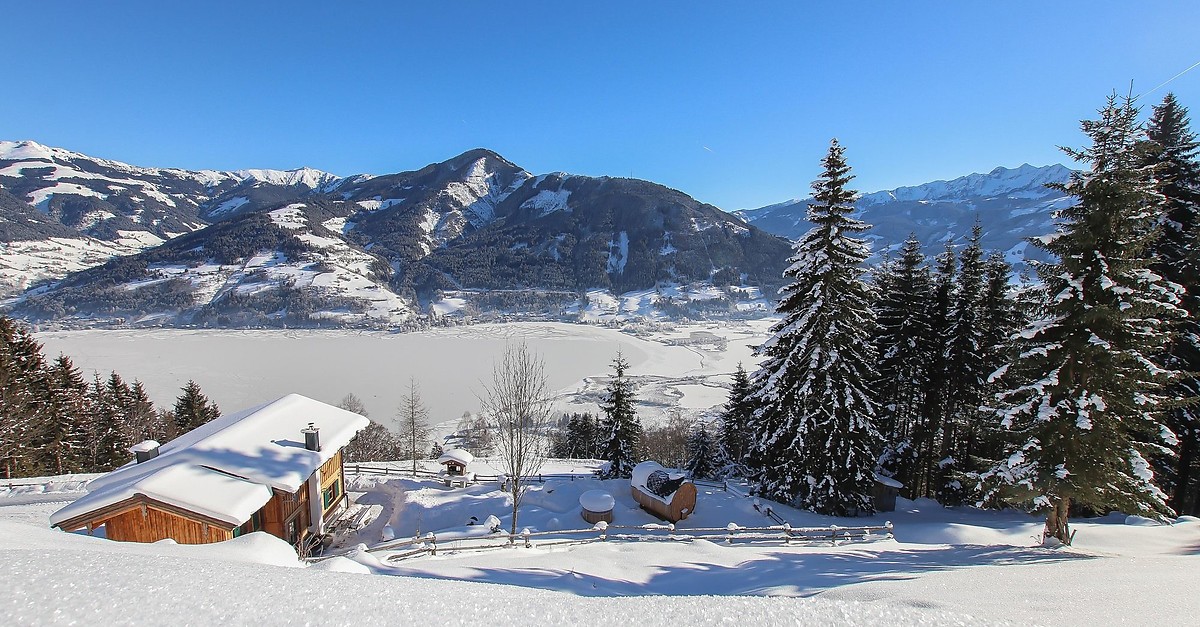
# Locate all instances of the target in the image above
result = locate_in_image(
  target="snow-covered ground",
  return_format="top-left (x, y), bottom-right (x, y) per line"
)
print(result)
top-left (15, 320), bottom-right (1200, 624)
top-left (3, 465), bottom-right (1198, 625)
top-left (35, 321), bottom-right (773, 437)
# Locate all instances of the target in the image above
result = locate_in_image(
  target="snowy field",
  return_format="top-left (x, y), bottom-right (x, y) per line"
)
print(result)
top-left (2, 464), bottom-right (1199, 625)
top-left (36, 321), bottom-right (772, 437)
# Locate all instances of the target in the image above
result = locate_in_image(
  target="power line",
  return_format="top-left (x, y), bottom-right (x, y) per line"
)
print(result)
top-left (1135, 59), bottom-right (1200, 101)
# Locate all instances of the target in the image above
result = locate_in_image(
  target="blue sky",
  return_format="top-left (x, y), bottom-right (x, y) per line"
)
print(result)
top-left (3, 1), bottom-right (1198, 209)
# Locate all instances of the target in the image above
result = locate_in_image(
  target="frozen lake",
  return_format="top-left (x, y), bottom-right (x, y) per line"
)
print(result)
top-left (37, 321), bottom-right (772, 435)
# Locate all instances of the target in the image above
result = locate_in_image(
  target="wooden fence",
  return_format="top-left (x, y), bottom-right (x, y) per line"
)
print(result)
top-left (313, 520), bottom-right (893, 564)
top-left (344, 462), bottom-right (602, 485)
top-left (326, 464), bottom-right (891, 565)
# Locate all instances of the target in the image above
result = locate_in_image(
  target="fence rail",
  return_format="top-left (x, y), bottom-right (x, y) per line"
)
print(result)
top-left (344, 463), bottom-right (600, 485)
top-left (327, 463), bottom-right (889, 566)
top-left (314, 520), bottom-right (893, 564)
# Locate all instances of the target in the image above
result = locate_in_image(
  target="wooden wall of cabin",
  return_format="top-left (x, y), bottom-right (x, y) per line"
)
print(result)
top-left (103, 504), bottom-right (234, 544)
top-left (262, 486), bottom-right (310, 545)
top-left (318, 450), bottom-right (344, 519)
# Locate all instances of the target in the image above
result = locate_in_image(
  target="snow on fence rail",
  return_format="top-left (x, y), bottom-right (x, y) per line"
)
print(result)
top-left (344, 462), bottom-right (599, 484)
top-left (313, 520), bottom-right (893, 564)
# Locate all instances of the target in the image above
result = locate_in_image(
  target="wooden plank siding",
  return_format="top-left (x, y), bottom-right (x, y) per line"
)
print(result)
top-left (101, 501), bottom-right (234, 544)
top-left (56, 448), bottom-right (349, 547)
top-left (319, 450), bottom-right (344, 519)
top-left (259, 486), bottom-right (310, 546)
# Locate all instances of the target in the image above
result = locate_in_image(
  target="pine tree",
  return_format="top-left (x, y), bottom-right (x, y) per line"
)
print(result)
top-left (983, 94), bottom-right (1185, 544)
top-left (173, 380), bottom-right (220, 435)
top-left (599, 352), bottom-right (643, 479)
top-left (40, 355), bottom-right (91, 474)
top-left (106, 372), bottom-right (139, 458)
top-left (1145, 93), bottom-right (1200, 516)
top-left (873, 234), bottom-right (933, 493)
top-left (746, 139), bottom-right (882, 515)
top-left (717, 363), bottom-right (753, 476)
top-left (967, 252), bottom-right (1025, 501)
top-left (911, 243), bottom-right (956, 498)
top-left (564, 413), bottom-right (599, 459)
top-left (685, 424), bottom-right (719, 479)
top-left (938, 223), bottom-right (989, 502)
top-left (83, 372), bottom-right (126, 471)
top-left (0, 318), bottom-right (50, 478)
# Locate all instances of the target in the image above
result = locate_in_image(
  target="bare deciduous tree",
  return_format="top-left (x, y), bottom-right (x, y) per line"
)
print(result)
top-left (396, 379), bottom-right (431, 474)
top-left (479, 342), bottom-right (552, 538)
top-left (340, 392), bottom-right (403, 463)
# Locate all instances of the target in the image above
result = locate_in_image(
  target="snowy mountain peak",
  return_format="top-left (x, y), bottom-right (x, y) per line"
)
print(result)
top-left (0, 139), bottom-right (63, 161)
top-left (858, 163), bottom-right (1072, 206)
top-left (233, 166), bottom-right (340, 190)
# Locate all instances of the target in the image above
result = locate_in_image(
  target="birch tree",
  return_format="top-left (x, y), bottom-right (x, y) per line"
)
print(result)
top-left (479, 342), bottom-right (552, 537)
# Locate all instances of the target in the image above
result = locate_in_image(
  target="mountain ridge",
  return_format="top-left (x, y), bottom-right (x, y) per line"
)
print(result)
top-left (737, 162), bottom-right (1076, 266)
top-left (2, 142), bottom-right (790, 327)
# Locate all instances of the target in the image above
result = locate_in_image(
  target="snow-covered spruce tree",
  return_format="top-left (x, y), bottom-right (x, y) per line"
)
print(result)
top-left (965, 252), bottom-right (1025, 504)
top-left (912, 244), bottom-right (956, 498)
top-left (872, 234), bottom-right (933, 494)
top-left (172, 380), bottom-right (221, 436)
top-left (982, 95), bottom-right (1184, 544)
top-left (565, 413), bottom-right (600, 459)
top-left (1145, 93), bottom-right (1200, 516)
top-left (40, 355), bottom-right (90, 475)
top-left (599, 352), bottom-right (643, 479)
top-left (746, 139), bottom-right (882, 515)
top-left (938, 223), bottom-right (989, 503)
top-left (685, 424), bottom-right (719, 480)
top-left (717, 363), bottom-right (753, 476)
top-left (0, 318), bottom-right (50, 478)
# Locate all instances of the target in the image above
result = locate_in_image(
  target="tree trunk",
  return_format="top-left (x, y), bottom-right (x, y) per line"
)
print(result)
top-left (1173, 423), bottom-right (1196, 516)
top-left (510, 481), bottom-right (520, 539)
top-left (1044, 496), bottom-right (1072, 545)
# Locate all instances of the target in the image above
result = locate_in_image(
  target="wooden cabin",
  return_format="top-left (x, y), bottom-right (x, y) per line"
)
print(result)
top-left (50, 394), bottom-right (368, 550)
top-left (630, 461), bottom-right (697, 523)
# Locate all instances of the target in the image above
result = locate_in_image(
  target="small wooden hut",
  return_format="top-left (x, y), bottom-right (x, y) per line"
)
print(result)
top-left (50, 394), bottom-right (368, 548)
top-left (630, 461), bottom-right (697, 523)
top-left (437, 448), bottom-right (475, 486)
top-left (872, 473), bottom-right (903, 513)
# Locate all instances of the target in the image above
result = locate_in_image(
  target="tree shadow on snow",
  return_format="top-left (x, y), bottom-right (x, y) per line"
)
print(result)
top-left (391, 542), bottom-right (1093, 597)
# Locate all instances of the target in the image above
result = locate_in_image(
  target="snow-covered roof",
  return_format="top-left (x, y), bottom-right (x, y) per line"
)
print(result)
top-left (438, 448), bottom-right (474, 465)
top-left (874, 473), bottom-right (904, 489)
top-left (51, 394), bottom-right (369, 528)
top-left (579, 490), bottom-right (615, 512)
top-left (631, 461), bottom-right (688, 505)
top-left (631, 461), bottom-right (684, 490)
top-left (129, 440), bottom-right (160, 454)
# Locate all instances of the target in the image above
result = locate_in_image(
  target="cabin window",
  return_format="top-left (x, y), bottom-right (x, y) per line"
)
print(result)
top-left (322, 478), bottom-right (342, 511)
top-left (233, 509), bottom-right (264, 537)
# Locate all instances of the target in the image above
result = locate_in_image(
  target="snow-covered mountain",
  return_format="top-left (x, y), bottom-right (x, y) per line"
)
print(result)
top-left (0, 140), bottom-right (346, 292)
top-left (738, 163), bottom-right (1076, 267)
top-left (0, 140), bottom-right (341, 238)
top-left (3, 143), bottom-right (789, 327)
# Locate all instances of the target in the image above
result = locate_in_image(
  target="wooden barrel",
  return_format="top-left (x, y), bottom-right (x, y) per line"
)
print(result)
top-left (580, 490), bottom-right (615, 524)
top-left (631, 481), bottom-right (697, 523)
